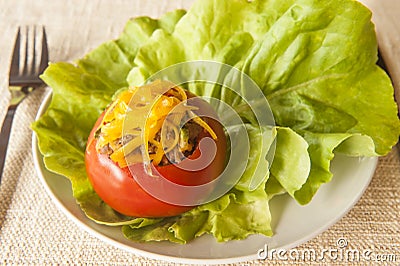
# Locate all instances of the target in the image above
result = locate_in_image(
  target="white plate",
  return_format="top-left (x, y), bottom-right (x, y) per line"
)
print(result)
top-left (32, 92), bottom-right (377, 264)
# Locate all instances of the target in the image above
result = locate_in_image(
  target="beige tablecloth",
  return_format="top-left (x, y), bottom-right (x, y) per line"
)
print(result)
top-left (1, 0), bottom-right (399, 265)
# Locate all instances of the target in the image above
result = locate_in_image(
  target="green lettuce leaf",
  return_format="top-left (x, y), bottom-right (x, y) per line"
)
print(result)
top-left (270, 127), bottom-right (310, 197)
top-left (294, 132), bottom-right (377, 205)
top-left (123, 184), bottom-right (273, 243)
top-left (126, 0), bottom-right (400, 203)
top-left (128, 0), bottom-right (399, 154)
top-left (234, 124), bottom-right (274, 192)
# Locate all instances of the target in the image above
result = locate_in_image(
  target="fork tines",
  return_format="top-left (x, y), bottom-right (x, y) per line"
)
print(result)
top-left (9, 25), bottom-right (48, 86)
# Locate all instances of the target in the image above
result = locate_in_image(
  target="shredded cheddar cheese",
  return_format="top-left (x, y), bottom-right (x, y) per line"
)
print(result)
top-left (95, 80), bottom-right (218, 168)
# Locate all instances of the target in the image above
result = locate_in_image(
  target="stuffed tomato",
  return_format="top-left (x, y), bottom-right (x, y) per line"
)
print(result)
top-left (85, 80), bottom-right (227, 217)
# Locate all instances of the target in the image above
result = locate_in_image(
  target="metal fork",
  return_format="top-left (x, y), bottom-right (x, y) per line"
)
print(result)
top-left (0, 26), bottom-right (49, 182)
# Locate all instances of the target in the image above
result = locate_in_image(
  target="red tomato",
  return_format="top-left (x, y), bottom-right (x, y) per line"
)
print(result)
top-left (85, 97), bottom-right (227, 218)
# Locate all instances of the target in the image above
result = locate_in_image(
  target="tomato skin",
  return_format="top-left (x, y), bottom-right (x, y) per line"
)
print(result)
top-left (85, 98), bottom-right (227, 218)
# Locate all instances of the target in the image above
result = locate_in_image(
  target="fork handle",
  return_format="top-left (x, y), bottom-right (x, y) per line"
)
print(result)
top-left (0, 105), bottom-right (16, 183)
